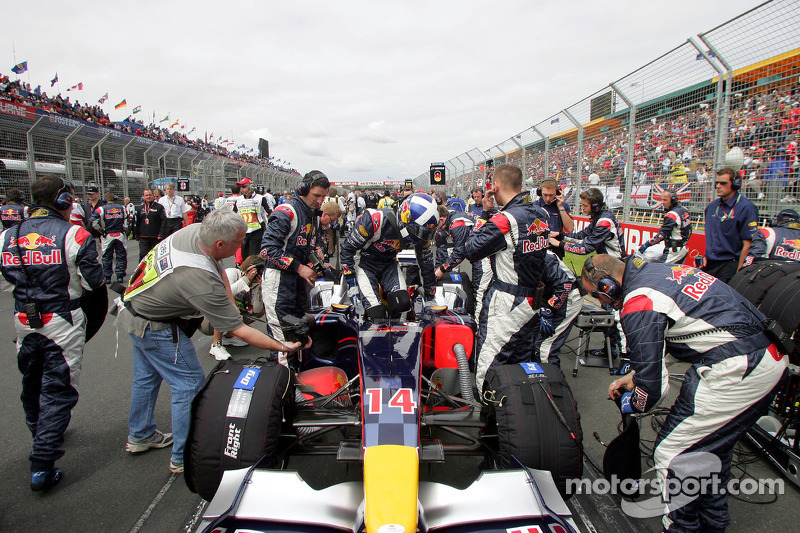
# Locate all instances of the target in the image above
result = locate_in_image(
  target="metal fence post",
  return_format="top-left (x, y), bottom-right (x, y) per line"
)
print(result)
top-left (121, 137), bottom-right (136, 199)
top-left (697, 33), bottom-right (733, 170)
top-left (143, 144), bottom-right (157, 188)
top-left (689, 37), bottom-right (727, 171)
top-left (157, 147), bottom-right (173, 186)
top-left (610, 82), bottom-right (637, 224)
top-left (25, 116), bottom-right (46, 182)
top-left (532, 126), bottom-right (549, 182)
top-left (561, 109), bottom-right (583, 197)
top-left (465, 152), bottom-right (477, 191)
top-left (511, 136), bottom-right (525, 184)
top-left (64, 124), bottom-right (84, 189)
top-left (91, 132), bottom-right (112, 191)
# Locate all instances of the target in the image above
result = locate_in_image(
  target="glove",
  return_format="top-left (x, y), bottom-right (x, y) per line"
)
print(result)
top-left (638, 242), bottom-right (650, 254)
top-left (619, 392), bottom-right (634, 414)
top-left (344, 273), bottom-right (357, 290)
top-left (539, 306), bottom-right (555, 337)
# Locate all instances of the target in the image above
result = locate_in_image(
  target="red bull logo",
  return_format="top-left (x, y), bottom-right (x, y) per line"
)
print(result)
top-left (526, 218), bottom-right (549, 235)
top-left (783, 239), bottom-right (800, 250)
top-left (8, 232), bottom-right (58, 250)
top-left (668, 265), bottom-right (695, 284)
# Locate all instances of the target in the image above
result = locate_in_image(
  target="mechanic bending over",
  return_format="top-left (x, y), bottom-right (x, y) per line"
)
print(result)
top-left (340, 192), bottom-right (439, 320)
top-left (743, 208), bottom-right (800, 266)
top-left (260, 170), bottom-right (329, 365)
top-left (464, 164), bottom-right (571, 391)
top-left (583, 254), bottom-right (787, 533)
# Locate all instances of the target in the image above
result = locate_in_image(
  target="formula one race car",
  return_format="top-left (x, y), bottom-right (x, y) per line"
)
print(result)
top-left (186, 274), bottom-right (582, 533)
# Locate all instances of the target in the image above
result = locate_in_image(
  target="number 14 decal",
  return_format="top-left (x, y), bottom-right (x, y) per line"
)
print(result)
top-left (365, 388), bottom-right (417, 415)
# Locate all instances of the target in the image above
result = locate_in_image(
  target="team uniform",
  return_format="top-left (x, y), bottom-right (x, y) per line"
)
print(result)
top-left (743, 217), bottom-right (800, 265)
top-left (535, 197), bottom-right (571, 259)
top-left (0, 206), bottom-right (105, 476)
top-left (557, 207), bottom-right (626, 258)
top-left (69, 202), bottom-right (86, 227)
top-left (703, 191), bottom-right (758, 283)
top-left (260, 195), bottom-right (318, 357)
top-left (234, 193), bottom-right (269, 258)
top-left (464, 193), bottom-right (565, 390)
top-left (435, 211), bottom-right (490, 320)
top-left (340, 208), bottom-right (437, 315)
top-left (132, 200), bottom-right (167, 261)
top-left (616, 258), bottom-right (787, 532)
top-left (1, 202), bottom-right (27, 229)
top-left (377, 196), bottom-right (396, 209)
top-left (90, 201), bottom-right (128, 283)
top-left (534, 251), bottom-right (581, 368)
top-left (640, 204), bottom-right (692, 264)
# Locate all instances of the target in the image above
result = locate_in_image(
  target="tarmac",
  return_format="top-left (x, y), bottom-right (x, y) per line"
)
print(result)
top-left (0, 239), bottom-right (797, 532)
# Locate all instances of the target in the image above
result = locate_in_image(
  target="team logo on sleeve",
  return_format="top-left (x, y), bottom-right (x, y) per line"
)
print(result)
top-left (667, 265), bottom-right (695, 284)
top-left (358, 225), bottom-right (369, 237)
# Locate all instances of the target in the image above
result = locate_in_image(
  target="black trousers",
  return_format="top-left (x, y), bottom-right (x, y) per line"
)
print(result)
top-left (139, 237), bottom-right (159, 261)
top-left (704, 258), bottom-right (739, 284)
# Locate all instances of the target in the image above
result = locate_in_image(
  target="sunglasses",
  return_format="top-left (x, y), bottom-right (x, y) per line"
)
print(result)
top-left (714, 181), bottom-right (731, 186)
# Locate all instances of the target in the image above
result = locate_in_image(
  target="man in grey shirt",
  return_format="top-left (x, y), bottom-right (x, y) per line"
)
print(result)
top-left (117, 209), bottom-right (303, 474)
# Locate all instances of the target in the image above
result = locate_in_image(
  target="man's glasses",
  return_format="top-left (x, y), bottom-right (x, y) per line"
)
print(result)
top-left (714, 181), bottom-right (731, 186)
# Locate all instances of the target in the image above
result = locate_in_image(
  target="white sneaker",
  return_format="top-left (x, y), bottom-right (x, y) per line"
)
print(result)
top-left (222, 336), bottom-right (249, 347)
top-left (209, 342), bottom-right (231, 360)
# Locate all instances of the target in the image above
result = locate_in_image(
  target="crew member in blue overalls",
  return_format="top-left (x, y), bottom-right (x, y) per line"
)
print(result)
top-left (91, 191), bottom-right (128, 283)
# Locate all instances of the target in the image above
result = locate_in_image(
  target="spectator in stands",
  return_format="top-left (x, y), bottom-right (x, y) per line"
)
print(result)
top-left (699, 167), bottom-right (758, 283)
top-left (159, 183), bottom-right (188, 237)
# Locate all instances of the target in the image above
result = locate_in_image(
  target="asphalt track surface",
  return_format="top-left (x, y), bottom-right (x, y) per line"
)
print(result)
top-left (0, 239), bottom-right (798, 532)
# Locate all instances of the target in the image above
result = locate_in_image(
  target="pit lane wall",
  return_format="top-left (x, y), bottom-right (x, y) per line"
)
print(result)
top-left (572, 216), bottom-right (705, 268)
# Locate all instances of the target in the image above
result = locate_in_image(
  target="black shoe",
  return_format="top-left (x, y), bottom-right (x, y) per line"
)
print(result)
top-left (31, 468), bottom-right (63, 491)
top-left (105, 277), bottom-right (111, 284)
top-left (589, 348), bottom-right (619, 358)
top-left (116, 276), bottom-right (125, 283)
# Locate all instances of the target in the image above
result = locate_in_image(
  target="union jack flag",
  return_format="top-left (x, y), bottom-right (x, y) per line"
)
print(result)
top-left (652, 183), bottom-right (691, 209)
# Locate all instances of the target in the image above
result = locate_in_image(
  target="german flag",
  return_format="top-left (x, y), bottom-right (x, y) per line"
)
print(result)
top-left (114, 99), bottom-right (127, 110)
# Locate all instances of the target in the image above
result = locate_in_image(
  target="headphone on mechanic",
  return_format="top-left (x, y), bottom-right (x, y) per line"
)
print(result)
top-left (587, 188), bottom-right (604, 215)
top-left (584, 256), bottom-right (622, 303)
top-left (667, 188), bottom-right (679, 206)
top-left (297, 170), bottom-right (329, 197)
top-left (53, 177), bottom-right (75, 211)
top-left (536, 179), bottom-right (561, 200)
top-left (731, 174), bottom-right (742, 191)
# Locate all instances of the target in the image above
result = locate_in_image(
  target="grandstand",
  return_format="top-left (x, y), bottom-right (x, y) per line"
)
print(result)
top-left (0, 74), bottom-right (301, 200)
top-left (417, 0), bottom-right (800, 226)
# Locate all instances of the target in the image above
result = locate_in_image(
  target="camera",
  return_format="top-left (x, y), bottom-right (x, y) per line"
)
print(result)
top-left (281, 314), bottom-right (316, 345)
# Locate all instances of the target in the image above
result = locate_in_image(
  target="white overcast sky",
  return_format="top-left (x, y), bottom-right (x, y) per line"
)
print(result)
top-left (2, 0), bottom-right (762, 182)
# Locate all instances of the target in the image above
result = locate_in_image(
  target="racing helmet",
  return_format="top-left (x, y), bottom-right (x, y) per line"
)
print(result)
top-left (397, 193), bottom-right (439, 243)
top-left (770, 209), bottom-right (800, 229)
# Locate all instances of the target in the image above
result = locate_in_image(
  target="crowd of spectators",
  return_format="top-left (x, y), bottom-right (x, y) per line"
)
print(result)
top-left (0, 73), bottom-right (299, 176)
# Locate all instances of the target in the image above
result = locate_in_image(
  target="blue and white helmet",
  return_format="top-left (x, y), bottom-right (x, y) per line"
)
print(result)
top-left (397, 193), bottom-right (438, 243)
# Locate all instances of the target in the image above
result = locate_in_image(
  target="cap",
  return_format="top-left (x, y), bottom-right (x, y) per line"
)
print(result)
top-left (218, 192), bottom-right (224, 196)
top-left (236, 178), bottom-right (252, 186)
top-left (87, 185), bottom-right (99, 193)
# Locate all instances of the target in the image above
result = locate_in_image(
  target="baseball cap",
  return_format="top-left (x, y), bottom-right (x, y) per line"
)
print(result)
top-left (87, 185), bottom-right (99, 193)
top-left (236, 178), bottom-right (252, 186)
top-left (218, 192), bottom-right (224, 196)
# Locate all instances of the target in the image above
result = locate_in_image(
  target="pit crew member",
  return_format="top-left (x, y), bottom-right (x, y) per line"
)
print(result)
top-left (744, 208), bottom-right (800, 265)
top-left (534, 251), bottom-right (581, 368)
top-left (0, 176), bottom-right (106, 491)
top-left (638, 189), bottom-right (692, 264)
top-left (90, 191), bottom-right (128, 283)
top-left (233, 178), bottom-right (270, 258)
top-left (464, 164), bottom-right (562, 391)
top-left (1, 188), bottom-right (28, 229)
top-left (534, 179), bottom-right (573, 259)
top-left (340, 192), bottom-right (438, 320)
top-left (585, 254), bottom-right (787, 533)
top-left (260, 170), bottom-right (329, 362)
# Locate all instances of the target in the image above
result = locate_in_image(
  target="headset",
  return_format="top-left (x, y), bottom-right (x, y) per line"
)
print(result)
top-left (586, 188), bottom-right (603, 215)
top-left (732, 174), bottom-right (742, 190)
top-left (666, 188), bottom-right (679, 206)
top-left (536, 179), bottom-right (561, 200)
top-left (53, 177), bottom-right (75, 211)
top-left (297, 170), bottom-right (328, 197)
top-left (584, 256), bottom-right (622, 304)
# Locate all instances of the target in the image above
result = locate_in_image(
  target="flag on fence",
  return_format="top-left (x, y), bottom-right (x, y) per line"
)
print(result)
top-left (550, 118), bottom-right (559, 124)
top-left (115, 99), bottom-right (127, 110)
top-left (11, 61), bottom-right (28, 74)
top-left (171, 119), bottom-right (179, 128)
top-left (50, 73), bottom-right (58, 87)
top-left (159, 114), bottom-right (169, 123)
top-left (132, 105), bottom-right (142, 114)
top-left (67, 83), bottom-right (83, 91)
top-left (98, 93), bottom-right (108, 104)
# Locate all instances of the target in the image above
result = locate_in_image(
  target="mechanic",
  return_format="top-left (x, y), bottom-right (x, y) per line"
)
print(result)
top-left (464, 164), bottom-right (567, 391)
top-left (586, 254), bottom-right (787, 533)
top-left (90, 191), bottom-right (128, 284)
top-left (743, 208), bottom-right (800, 265)
top-left (638, 189), bottom-right (693, 264)
top-left (548, 187), bottom-right (627, 356)
top-left (317, 198), bottom-right (344, 271)
top-left (1, 188), bottom-right (28, 229)
top-left (434, 206), bottom-right (489, 320)
top-left (159, 182), bottom-right (189, 238)
top-left (535, 179), bottom-right (574, 259)
top-left (233, 177), bottom-right (270, 258)
top-left (260, 170), bottom-right (329, 364)
top-left (1, 176), bottom-right (106, 491)
top-left (340, 192), bottom-right (438, 320)
top-left (83, 184), bottom-right (106, 238)
top-left (132, 189), bottom-right (167, 261)
top-left (698, 167), bottom-right (758, 283)
top-left (119, 209), bottom-right (304, 474)
top-left (533, 251), bottom-right (582, 368)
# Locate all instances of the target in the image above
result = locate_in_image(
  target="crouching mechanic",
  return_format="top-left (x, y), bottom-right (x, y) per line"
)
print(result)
top-left (340, 193), bottom-right (439, 319)
top-left (638, 189), bottom-right (692, 264)
top-left (118, 209), bottom-right (303, 474)
top-left (464, 164), bottom-right (569, 391)
top-left (434, 207), bottom-right (490, 319)
top-left (585, 254), bottom-right (787, 533)
top-left (743, 209), bottom-right (800, 266)
top-left (260, 170), bottom-right (329, 364)
top-left (0, 176), bottom-right (106, 491)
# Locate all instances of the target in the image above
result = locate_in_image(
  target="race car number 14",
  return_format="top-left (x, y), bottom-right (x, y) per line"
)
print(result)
top-left (365, 388), bottom-right (417, 415)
